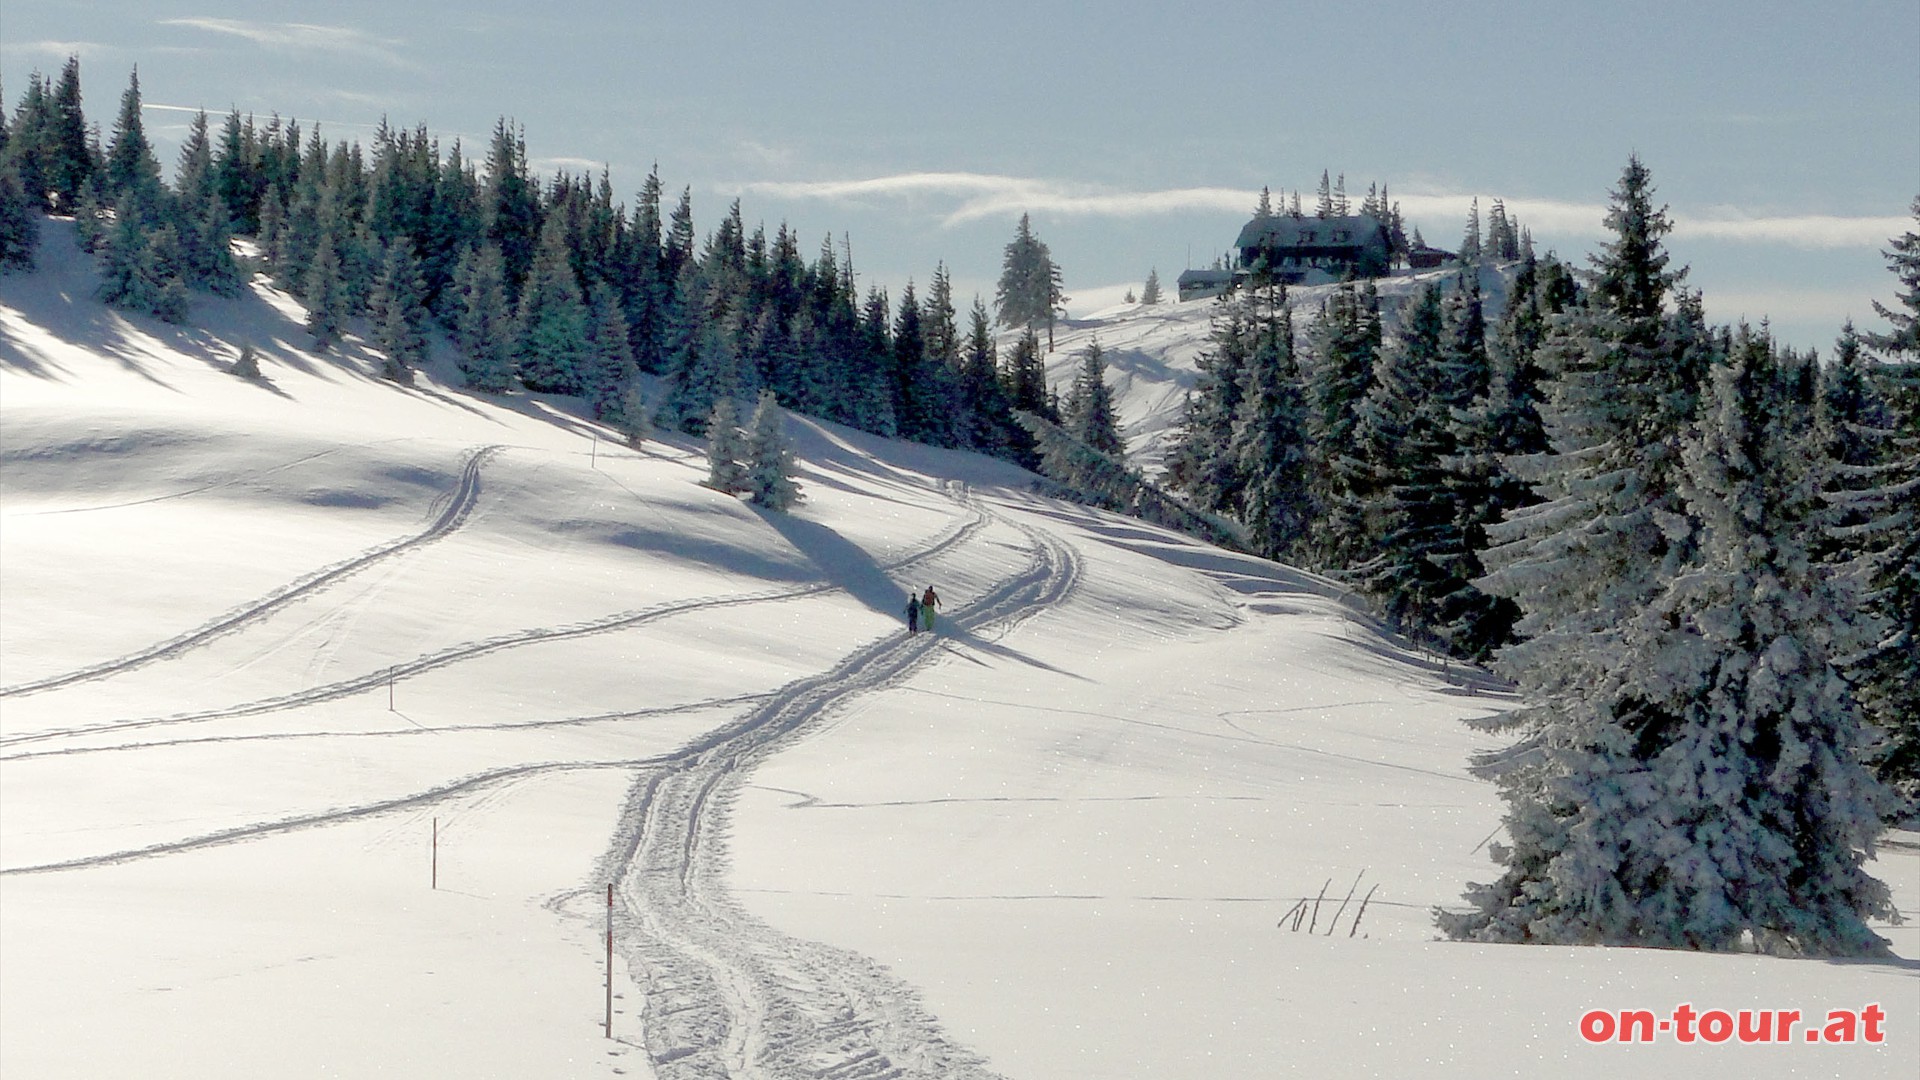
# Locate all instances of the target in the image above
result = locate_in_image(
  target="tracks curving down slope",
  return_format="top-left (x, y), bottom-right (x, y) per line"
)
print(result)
top-left (595, 491), bottom-right (1079, 1079)
top-left (0, 446), bottom-right (502, 699)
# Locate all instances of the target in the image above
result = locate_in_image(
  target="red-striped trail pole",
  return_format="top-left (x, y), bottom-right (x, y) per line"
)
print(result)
top-left (604, 884), bottom-right (614, 1038)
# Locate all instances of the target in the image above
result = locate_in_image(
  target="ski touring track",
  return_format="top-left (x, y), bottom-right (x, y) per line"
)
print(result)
top-left (587, 487), bottom-right (1080, 1079)
top-left (0, 475), bottom-right (992, 754)
top-left (0, 444), bottom-right (503, 699)
top-left (0, 479), bottom-right (1081, 1079)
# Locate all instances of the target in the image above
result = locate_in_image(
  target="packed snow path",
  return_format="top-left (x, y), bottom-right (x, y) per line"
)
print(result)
top-left (591, 486), bottom-right (1072, 1078)
top-left (0, 445), bottom-right (502, 699)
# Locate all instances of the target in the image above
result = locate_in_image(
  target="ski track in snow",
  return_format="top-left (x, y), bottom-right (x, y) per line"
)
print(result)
top-left (0, 462), bottom-right (1076, 1077)
top-left (0, 444), bottom-right (501, 699)
top-left (0, 486), bottom-right (1001, 868)
top-left (583, 485), bottom-right (1078, 1079)
top-left (0, 489), bottom-right (990, 754)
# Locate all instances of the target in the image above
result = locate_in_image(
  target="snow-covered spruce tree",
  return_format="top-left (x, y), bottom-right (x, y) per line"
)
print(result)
top-left (1062, 338), bottom-right (1125, 459)
top-left (703, 396), bottom-right (749, 494)
top-left (744, 389), bottom-right (802, 511)
top-left (1444, 327), bottom-right (1895, 955)
top-left (1445, 158), bottom-right (1794, 949)
top-left (1227, 281), bottom-right (1311, 561)
top-left (1833, 201), bottom-right (1920, 811)
top-left (1459, 197), bottom-right (1482, 263)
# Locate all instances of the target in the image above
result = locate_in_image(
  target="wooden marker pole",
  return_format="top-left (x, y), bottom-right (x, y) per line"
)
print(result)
top-left (604, 883), bottom-right (614, 1038)
top-left (431, 816), bottom-right (438, 890)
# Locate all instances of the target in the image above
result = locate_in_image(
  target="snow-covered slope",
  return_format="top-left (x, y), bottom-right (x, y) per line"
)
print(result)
top-left (2, 221), bottom-right (1913, 1079)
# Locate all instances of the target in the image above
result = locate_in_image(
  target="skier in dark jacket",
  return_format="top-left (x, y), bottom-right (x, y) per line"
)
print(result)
top-left (905, 594), bottom-right (921, 636)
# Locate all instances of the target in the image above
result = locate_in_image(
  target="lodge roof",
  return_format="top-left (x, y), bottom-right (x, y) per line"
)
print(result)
top-left (1233, 213), bottom-right (1388, 252)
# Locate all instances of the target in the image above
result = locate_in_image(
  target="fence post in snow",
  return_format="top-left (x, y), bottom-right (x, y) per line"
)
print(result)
top-left (605, 883), bottom-right (614, 1038)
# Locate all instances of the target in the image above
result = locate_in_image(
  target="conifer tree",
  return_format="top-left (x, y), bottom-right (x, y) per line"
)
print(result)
top-left (1459, 198), bottom-right (1482, 263)
top-left (1304, 280), bottom-right (1383, 566)
top-left (1063, 339), bottom-right (1125, 458)
top-left (994, 213), bottom-right (1065, 348)
top-left (903, 264), bottom-right (964, 446)
top-left (0, 162), bottom-right (36, 271)
top-left (704, 396), bottom-right (749, 494)
top-left (744, 389), bottom-right (802, 510)
top-left (584, 281), bottom-right (639, 421)
top-left (849, 285), bottom-right (899, 437)
top-left (452, 243), bottom-right (514, 392)
top-left (211, 109), bottom-right (261, 233)
top-left (96, 196), bottom-right (189, 323)
top-left (369, 241), bottom-right (428, 383)
top-left (1444, 328), bottom-right (1895, 954)
top-left (304, 229), bottom-right (349, 350)
top-left (960, 297), bottom-right (1014, 455)
top-left (1444, 156), bottom-right (1755, 948)
top-left (1832, 202), bottom-right (1920, 809)
top-left (483, 118), bottom-right (540, 291)
top-left (1228, 284), bottom-right (1310, 560)
top-left (617, 384), bottom-right (653, 447)
top-left (1141, 268), bottom-right (1163, 305)
top-left (514, 216), bottom-right (590, 393)
top-left (1165, 295), bottom-right (1254, 513)
top-left (102, 68), bottom-right (162, 202)
top-left (1343, 283), bottom-right (1464, 627)
top-left (174, 110), bottom-right (215, 211)
top-left (46, 57), bottom-right (94, 212)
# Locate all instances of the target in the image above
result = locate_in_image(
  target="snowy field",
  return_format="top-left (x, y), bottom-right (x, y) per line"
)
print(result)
top-left (2, 220), bottom-right (1914, 1078)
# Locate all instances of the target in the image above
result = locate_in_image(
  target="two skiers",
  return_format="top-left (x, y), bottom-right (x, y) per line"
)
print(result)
top-left (904, 585), bottom-right (943, 635)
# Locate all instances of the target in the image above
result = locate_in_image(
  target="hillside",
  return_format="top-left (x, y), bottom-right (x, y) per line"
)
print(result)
top-left (1, 219), bottom-right (1913, 1079)
top-left (1032, 266), bottom-right (1510, 474)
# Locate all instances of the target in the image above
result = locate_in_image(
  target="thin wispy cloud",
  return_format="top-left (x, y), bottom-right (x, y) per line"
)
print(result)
top-left (158, 17), bottom-right (407, 66)
top-left (1676, 212), bottom-right (1907, 248)
top-left (744, 172), bottom-right (1251, 227)
top-left (749, 171), bottom-right (1899, 250)
top-left (1, 39), bottom-right (122, 61)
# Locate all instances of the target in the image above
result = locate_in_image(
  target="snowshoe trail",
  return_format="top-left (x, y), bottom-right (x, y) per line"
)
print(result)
top-left (0, 499), bottom-right (990, 753)
top-left (597, 489), bottom-right (1078, 1079)
top-left (0, 445), bottom-right (501, 699)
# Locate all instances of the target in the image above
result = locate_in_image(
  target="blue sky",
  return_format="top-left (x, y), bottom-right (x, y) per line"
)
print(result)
top-left (6, 0), bottom-right (1916, 351)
